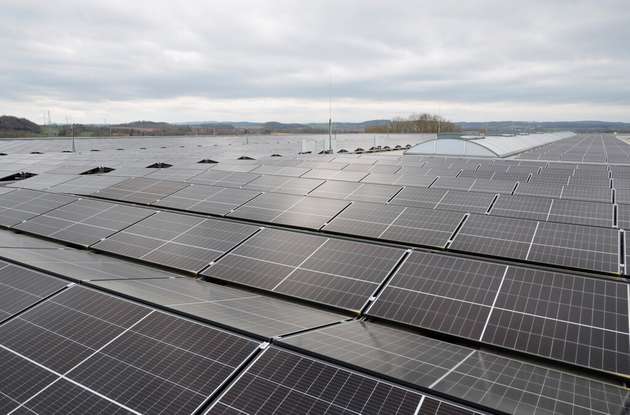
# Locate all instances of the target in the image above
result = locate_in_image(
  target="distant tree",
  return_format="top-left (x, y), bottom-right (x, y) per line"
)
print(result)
top-left (366, 113), bottom-right (459, 133)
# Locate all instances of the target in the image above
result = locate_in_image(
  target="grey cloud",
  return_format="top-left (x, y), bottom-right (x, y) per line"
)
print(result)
top-left (1, 0), bottom-right (629, 121)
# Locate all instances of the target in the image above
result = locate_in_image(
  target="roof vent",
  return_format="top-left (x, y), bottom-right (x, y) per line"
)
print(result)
top-left (116, 148), bottom-right (124, 151)
top-left (271, 154), bottom-right (282, 157)
top-left (62, 150), bottom-right (72, 153)
top-left (139, 147), bottom-right (147, 150)
top-left (80, 166), bottom-right (115, 175)
top-left (337, 149), bottom-right (348, 153)
top-left (198, 159), bottom-right (218, 164)
top-left (0, 153), bottom-right (7, 156)
top-left (30, 151), bottom-right (43, 154)
top-left (146, 162), bottom-right (172, 168)
top-left (298, 151), bottom-right (312, 155)
top-left (0, 172), bottom-right (37, 182)
top-left (90, 149), bottom-right (100, 152)
top-left (238, 156), bottom-right (255, 160)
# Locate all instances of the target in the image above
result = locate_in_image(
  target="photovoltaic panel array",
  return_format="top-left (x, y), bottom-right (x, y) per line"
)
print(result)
top-left (206, 347), bottom-right (481, 415)
top-left (229, 193), bottom-right (350, 229)
top-left (188, 170), bottom-right (259, 187)
top-left (389, 188), bottom-right (495, 214)
top-left (91, 277), bottom-right (346, 338)
top-left (93, 211), bottom-right (258, 272)
top-left (281, 320), bottom-right (473, 388)
top-left (0, 189), bottom-right (77, 227)
top-left (489, 194), bottom-right (553, 221)
top-left (433, 350), bottom-right (630, 415)
top-left (202, 228), bottom-right (405, 311)
top-left (13, 199), bottom-right (155, 247)
top-left (527, 221), bottom-right (620, 273)
top-left (155, 184), bottom-right (261, 216)
top-left (0, 246), bottom-right (183, 281)
top-left (323, 202), bottom-right (464, 248)
top-left (368, 251), bottom-right (507, 340)
top-left (0, 285), bottom-right (260, 415)
top-left (92, 177), bottom-right (189, 204)
top-left (481, 267), bottom-right (630, 375)
top-left (281, 320), bottom-right (630, 415)
top-left (449, 214), bottom-right (538, 260)
top-left (243, 175), bottom-right (324, 194)
top-left (0, 262), bottom-right (68, 323)
top-left (309, 181), bottom-right (402, 203)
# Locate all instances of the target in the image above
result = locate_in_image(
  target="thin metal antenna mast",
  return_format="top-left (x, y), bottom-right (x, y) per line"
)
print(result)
top-left (328, 72), bottom-right (333, 153)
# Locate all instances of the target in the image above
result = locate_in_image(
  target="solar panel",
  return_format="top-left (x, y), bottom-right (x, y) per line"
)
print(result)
top-left (432, 350), bottom-right (630, 415)
top-left (388, 187), bottom-right (448, 210)
top-left (230, 193), bottom-right (349, 229)
top-left (91, 277), bottom-right (346, 337)
top-left (618, 204), bottom-right (630, 229)
top-left (561, 184), bottom-right (613, 203)
top-left (0, 229), bottom-right (62, 248)
top-left (311, 181), bottom-right (402, 203)
top-left (489, 194), bottom-right (553, 221)
top-left (323, 202), bottom-right (406, 238)
top-left (0, 246), bottom-right (182, 281)
top-left (92, 177), bottom-right (189, 204)
top-left (379, 207), bottom-right (464, 248)
top-left (0, 286), bottom-right (260, 415)
top-left (0, 189), bottom-right (77, 227)
top-left (13, 199), bottom-right (155, 247)
top-left (482, 266), bottom-right (630, 375)
top-left (515, 182), bottom-right (564, 198)
top-left (527, 221), bottom-right (620, 273)
top-left (434, 190), bottom-right (495, 214)
top-left (244, 175), bottom-right (324, 194)
top-left (203, 228), bottom-right (405, 311)
top-left (7, 174), bottom-right (78, 190)
top-left (368, 251), bottom-right (507, 339)
top-left (468, 178), bottom-right (516, 194)
top-left (251, 165), bottom-right (310, 177)
top-left (431, 176), bottom-right (476, 191)
top-left (449, 214), bottom-right (538, 260)
top-left (188, 169), bottom-right (260, 187)
top-left (155, 183), bottom-right (260, 216)
top-left (93, 211), bottom-right (258, 272)
top-left (281, 320), bottom-right (473, 387)
top-left (302, 168), bottom-right (368, 182)
top-left (16, 378), bottom-right (134, 414)
top-left (0, 263), bottom-right (67, 322)
top-left (47, 175), bottom-right (128, 195)
top-left (205, 347), bottom-right (424, 415)
top-left (546, 199), bottom-right (613, 227)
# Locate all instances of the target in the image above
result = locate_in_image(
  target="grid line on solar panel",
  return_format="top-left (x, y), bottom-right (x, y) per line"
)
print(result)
top-left (367, 251), bottom-right (507, 340)
top-left (202, 228), bottom-right (405, 311)
top-left (229, 193), bottom-right (350, 229)
top-left (432, 350), bottom-right (630, 415)
top-left (323, 202), bottom-right (464, 248)
top-left (13, 199), bottom-right (156, 247)
top-left (280, 320), bottom-right (475, 388)
top-left (90, 277), bottom-right (346, 338)
top-left (448, 214), bottom-right (538, 260)
top-left (205, 346), bottom-right (425, 415)
top-left (0, 189), bottom-right (77, 228)
top-left (1, 285), bottom-right (261, 415)
top-left (155, 184), bottom-right (261, 216)
top-left (526, 221), bottom-right (620, 273)
top-left (0, 264), bottom-right (68, 323)
top-left (92, 177), bottom-right (189, 205)
top-left (93, 211), bottom-right (258, 272)
top-left (482, 266), bottom-right (630, 375)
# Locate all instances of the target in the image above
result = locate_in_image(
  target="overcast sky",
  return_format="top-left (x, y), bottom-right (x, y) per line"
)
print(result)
top-left (1, 0), bottom-right (629, 123)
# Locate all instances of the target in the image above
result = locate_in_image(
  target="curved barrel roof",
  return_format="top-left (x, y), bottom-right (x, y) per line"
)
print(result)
top-left (406, 131), bottom-right (575, 158)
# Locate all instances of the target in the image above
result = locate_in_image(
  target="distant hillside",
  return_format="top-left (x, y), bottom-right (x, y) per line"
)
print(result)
top-left (0, 115), bottom-right (41, 137)
top-left (457, 121), bottom-right (630, 134)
